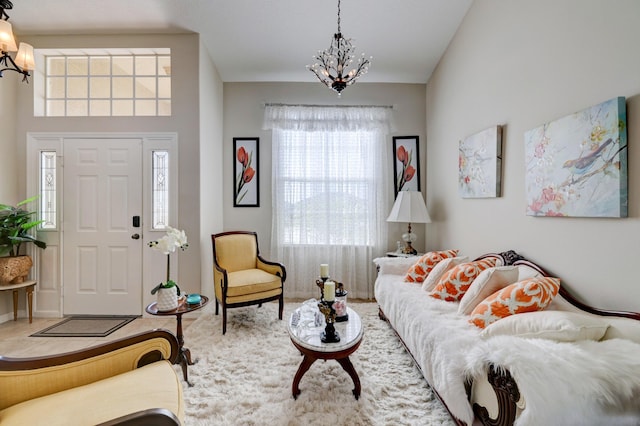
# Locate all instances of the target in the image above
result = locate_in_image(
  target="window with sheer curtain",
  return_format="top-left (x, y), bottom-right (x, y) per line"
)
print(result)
top-left (264, 105), bottom-right (394, 299)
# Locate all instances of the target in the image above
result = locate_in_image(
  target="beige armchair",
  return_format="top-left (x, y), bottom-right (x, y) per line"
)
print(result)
top-left (212, 231), bottom-right (286, 334)
top-left (0, 329), bottom-right (184, 425)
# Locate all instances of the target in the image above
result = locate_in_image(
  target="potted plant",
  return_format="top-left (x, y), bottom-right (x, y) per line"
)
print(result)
top-left (0, 196), bottom-right (47, 284)
top-left (149, 226), bottom-right (188, 311)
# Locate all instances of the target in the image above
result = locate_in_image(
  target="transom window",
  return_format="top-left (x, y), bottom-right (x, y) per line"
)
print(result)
top-left (34, 48), bottom-right (171, 117)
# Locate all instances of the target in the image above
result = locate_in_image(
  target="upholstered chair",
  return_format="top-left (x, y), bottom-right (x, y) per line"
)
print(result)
top-left (211, 231), bottom-right (286, 334)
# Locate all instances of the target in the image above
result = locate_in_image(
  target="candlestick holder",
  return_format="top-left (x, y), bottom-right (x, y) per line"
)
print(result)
top-left (317, 300), bottom-right (340, 343)
top-left (316, 277), bottom-right (329, 300)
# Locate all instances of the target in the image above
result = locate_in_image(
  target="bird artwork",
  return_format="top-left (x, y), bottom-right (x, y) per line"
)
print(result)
top-left (562, 138), bottom-right (613, 177)
top-left (524, 96), bottom-right (627, 218)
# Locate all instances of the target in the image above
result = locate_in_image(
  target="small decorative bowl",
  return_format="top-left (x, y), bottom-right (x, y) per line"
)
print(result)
top-left (186, 294), bottom-right (202, 305)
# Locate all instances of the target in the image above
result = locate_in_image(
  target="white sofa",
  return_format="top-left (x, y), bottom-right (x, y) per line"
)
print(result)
top-left (374, 251), bottom-right (640, 426)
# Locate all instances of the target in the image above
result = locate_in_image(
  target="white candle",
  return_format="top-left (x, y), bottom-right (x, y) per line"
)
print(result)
top-left (324, 280), bottom-right (335, 302)
top-left (320, 263), bottom-right (329, 278)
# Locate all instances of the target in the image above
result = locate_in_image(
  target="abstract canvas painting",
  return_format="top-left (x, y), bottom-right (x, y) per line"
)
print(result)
top-left (524, 97), bottom-right (627, 217)
top-left (459, 126), bottom-right (502, 198)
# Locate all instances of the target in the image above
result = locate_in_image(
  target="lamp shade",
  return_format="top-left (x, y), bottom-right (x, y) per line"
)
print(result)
top-left (14, 42), bottom-right (34, 71)
top-left (0, 20), bottom-right (17, 52)
top-left (386, 191), bottom-right (431, 224)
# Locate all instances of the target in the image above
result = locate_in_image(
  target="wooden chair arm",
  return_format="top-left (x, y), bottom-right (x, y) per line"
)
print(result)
top-left (96, 408), bottom-right (181, 426)
top-left (257, 255), bottom-right (287, 282)
top-left (0, 329), bottom-right (179, 370)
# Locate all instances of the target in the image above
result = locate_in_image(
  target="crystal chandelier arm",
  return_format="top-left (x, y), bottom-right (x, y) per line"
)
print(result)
top-left (345, 56), bottom-right (370, 82)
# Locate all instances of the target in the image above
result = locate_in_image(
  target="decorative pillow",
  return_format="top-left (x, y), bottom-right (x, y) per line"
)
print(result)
top-left (373, 256), bottom-right (421, 276)
top-left (421, 256), bottom-right (469, 292)
top-left (480, 310), bottom-right (609, 342)
top-left (429, 258), bottom-right (498, 301)
top-left (403, 249), bottom-right (459, 283)
top-left (458, 266), bottom-right (519, 315)
top-left (469, 276), bottom-right (561, 329)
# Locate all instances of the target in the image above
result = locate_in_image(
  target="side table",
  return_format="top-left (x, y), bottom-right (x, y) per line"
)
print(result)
top-left (146, 295), bottom-right (208, 386)
top-left (385, 251), bottom-right (423, 258)
top-left (288, 306), bottom-right (363, 399)
top-left (0, 280), bottom-right (36, 323)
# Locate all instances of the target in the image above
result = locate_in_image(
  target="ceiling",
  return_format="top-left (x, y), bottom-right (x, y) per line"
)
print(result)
top-left (10, 0), bottom-right (472, 84)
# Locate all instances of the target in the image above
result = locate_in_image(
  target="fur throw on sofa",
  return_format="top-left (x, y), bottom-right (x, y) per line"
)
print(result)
top-left (374, 270), bottom-right (640, 426)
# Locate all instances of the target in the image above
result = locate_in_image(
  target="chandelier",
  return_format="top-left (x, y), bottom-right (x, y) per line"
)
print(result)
top-left (0, 0), bottom-right (34, 83)
top-left (307, 0), bottom-right (371, 96)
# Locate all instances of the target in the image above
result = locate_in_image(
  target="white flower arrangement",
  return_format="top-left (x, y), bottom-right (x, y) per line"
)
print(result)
top-left (149, 226), bottom-right (188, 294)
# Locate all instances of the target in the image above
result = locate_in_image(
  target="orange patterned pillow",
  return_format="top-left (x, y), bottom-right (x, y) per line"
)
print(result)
top-left (469, 277), bottom-right (561, 329)
top-left (403, 249), bottom-right (459, 283)
top-left (429, 258), bottom-right (498, 301)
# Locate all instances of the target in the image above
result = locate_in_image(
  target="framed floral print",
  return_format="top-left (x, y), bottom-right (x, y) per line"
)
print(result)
top-left (392, 136), bottom-right (421, 197)
top-left (233, 137), bottom-right (259, 207)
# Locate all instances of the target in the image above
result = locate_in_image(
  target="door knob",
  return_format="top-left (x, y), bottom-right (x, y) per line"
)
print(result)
top-left (131, 233), bottom-right (140, 240)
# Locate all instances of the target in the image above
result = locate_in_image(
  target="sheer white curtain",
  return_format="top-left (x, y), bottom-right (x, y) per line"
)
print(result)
top-left (264, 105), bottom-right (394, 299)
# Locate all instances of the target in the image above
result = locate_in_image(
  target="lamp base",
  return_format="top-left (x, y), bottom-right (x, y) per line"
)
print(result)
top-left (402, 243), bottom-right (417, 255)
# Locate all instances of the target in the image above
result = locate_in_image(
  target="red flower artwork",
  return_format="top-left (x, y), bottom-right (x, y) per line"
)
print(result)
top-left (396, 145), bottom-right (416, 193)
top-left (236, 146), bottom-right (254, 204)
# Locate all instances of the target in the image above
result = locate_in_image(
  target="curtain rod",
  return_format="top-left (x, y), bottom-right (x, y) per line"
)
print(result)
top-left (262, 102), bottom-right (395, 109)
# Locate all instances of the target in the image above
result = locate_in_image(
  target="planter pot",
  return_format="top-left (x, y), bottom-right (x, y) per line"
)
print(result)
top-left (0, 255), bottom-right (33, 285)
top-left (156, 286), bottom-right (179, 312)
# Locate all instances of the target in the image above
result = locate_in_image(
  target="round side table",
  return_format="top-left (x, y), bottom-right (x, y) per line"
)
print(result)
top-left (146, 295), bottom-right (208, 386)
top-left (288, 306), bottom-right (363, 399)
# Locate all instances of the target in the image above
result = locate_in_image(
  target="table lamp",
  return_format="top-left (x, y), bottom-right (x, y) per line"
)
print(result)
top-left (386, 191), bottom-right (431, 255)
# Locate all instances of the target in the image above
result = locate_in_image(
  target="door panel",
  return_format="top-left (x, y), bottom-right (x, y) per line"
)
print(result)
top-left (63, 138), bottom-right (143, 315)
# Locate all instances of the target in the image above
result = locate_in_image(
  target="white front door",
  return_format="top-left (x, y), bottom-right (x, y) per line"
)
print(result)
top-left (63, 138), bottom-right (143, 315)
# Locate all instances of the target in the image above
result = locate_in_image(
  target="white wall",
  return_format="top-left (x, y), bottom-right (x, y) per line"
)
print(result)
top-left (199, 41), bottom-right (224, 299)
top-left (426, 0), bottom-right (640, 312)
top-left (223, 82), bottom-right (427, 258)
top-left (0, 68), bottom-right (22, 316)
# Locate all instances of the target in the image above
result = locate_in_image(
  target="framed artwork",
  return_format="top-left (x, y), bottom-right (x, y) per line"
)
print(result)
top-left (233, 137), bottom-right (259, 207)
top-left (459, 125), bottom-right (503, 198)
top-left (524, 97), bottom-right (627, 218)
top-left (392, 136), bottom-right (421, 197)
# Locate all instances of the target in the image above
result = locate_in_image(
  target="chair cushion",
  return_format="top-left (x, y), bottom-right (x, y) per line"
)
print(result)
top-left (215, 234), bottom-right (258, 272)
top-left (226, 269), bottom-right (282, 297)
top-left (0, 361), bottom-right (183, 426)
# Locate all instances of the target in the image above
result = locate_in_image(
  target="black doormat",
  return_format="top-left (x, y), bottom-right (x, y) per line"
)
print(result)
top-left (30, 315), bottom-right (139, 337)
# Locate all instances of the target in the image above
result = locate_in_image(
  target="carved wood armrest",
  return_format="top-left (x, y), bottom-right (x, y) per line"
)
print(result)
top-left (472, 364), bottom-right (520, 426)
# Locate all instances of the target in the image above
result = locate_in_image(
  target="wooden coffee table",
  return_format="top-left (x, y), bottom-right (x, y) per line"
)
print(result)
top-left (288, 306), bottom-right (363, 399)
top-left (146, 295), bottom-right (208, 386)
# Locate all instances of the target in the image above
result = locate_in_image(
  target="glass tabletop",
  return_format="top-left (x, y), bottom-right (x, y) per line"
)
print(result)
top-left (288, 305), bottom-right (363, 353)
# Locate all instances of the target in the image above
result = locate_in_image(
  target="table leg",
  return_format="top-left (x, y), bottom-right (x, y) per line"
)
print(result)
top-left (12, 290), bottom-right (18, 321)
top-left (292, 354), bottom-right (317, 399)
top-left (336, 356), bottom-right (361, 399)
top-left (26, 286), bottom-right (34, 324)
top-left (175, 314), bottom-right (198, 387)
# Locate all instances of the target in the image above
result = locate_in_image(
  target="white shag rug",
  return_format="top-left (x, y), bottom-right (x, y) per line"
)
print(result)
top-left (178, 301), bottom-right (455, 426)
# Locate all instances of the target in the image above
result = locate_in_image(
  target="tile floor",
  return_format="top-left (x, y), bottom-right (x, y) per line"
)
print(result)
top-left (0, 298), bottom-right (369, 358)
top-left (0, 315), bottom-right (195, 358)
